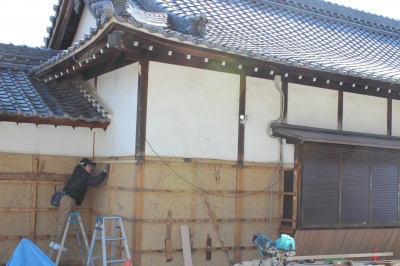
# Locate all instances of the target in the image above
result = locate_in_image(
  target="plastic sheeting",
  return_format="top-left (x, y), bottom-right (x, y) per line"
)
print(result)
top-left (6, 239), bottom-right (55, 266)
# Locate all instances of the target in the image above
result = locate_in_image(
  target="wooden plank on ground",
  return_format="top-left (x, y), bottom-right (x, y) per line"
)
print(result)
top-left (181, 225), bottom-right (193, 266)
top-left (287, 252), bottom-right (393, 261)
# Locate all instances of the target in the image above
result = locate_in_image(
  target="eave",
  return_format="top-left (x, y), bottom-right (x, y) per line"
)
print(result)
top-left (46, 1), bottom-right (84, 50)
top-left (0, 114), bottom-right (109, 130)
top-left (35, 21), bottom-right (400, 101)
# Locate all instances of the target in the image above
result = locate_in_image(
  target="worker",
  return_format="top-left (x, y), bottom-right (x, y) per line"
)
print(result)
top-left (49, 158), bottom-right (110, 251)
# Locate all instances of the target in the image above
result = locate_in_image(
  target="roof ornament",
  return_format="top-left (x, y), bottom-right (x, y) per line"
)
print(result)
top-left (187, 14), bottom-right (209, 37)
top-left (74, 0), bottom-right (81, 14)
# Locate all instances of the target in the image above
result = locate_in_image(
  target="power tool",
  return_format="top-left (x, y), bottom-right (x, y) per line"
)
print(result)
top-left (251, 233), bottom-right (296, 266)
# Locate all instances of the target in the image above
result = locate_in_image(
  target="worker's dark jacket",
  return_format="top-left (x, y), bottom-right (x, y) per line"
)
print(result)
top-left (63, 165), bottom-right (107, 206)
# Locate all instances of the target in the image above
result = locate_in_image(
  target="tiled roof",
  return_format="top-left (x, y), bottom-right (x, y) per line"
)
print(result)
top-left (0, 69), bottom-right (109, 124)
top-left (0, 43), bottom-right (59, 71)
top-left (32, 0), bottom-right (400, 84)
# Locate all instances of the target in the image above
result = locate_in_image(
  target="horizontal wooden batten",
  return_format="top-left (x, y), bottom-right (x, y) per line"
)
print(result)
top-left (93, 185), bottom-right (290, 195)
top-left (0, 208), bottom-right (89, 212)
top-left (117, 245), bottom-right (257, 254)
top-left (91, 211), bottom-right (285, 224)
top-left (0, 173), bottom-right (70, 182)
top-left (35, 22), bottom-right (400, 100)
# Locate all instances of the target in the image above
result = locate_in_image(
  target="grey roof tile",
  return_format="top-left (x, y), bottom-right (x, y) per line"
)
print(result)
top-left (33, 0), bottom-right (400, 85)
top-left (0, 69), bottom-right (109, 124)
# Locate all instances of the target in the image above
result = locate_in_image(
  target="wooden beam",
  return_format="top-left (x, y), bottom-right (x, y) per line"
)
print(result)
top-left (388, 98), bottom-right (392, 136)
top-left (124, 49), bottom-right (274, 81)
top-left (119, 25), bottom-right (400, 93)
top-left (39, 23), bottom-right (400, 99)
top-left (287, 74), bottom-right (400, 101)
top-left (287, 252), bottom-right (393, 261)
top-left (47, 0), bottom-right (75, 50)
top-left (338, 90), bottom-right (343, 131)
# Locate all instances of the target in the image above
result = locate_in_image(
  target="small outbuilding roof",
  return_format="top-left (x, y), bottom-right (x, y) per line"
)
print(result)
top-left (0, 43), bottom-right (110, 129)
top-left (271, 123), bottom-right (400, 150)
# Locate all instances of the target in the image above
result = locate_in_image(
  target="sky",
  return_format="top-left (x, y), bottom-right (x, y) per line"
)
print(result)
top-left (0, 0), bottom-right (400, 48)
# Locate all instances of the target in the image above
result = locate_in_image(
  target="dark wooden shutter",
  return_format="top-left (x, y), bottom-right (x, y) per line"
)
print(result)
top-left (302, 146), bottom-right (340, 228)
top-left (371, 152), bottom-right (399, 224)
top-left (341, 150), bottom-right (370, 225)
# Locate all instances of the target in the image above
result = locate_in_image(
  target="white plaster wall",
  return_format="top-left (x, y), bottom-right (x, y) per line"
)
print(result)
top-left (146, 62), bottom-right (239, 160)
top-left (287, 83), bottom-right (338, 130)
top-left (0, 122), bottom-right (93, 156)
top-left (392, 100), bottom-right (400, 137)
top-left (94, 63), bottom-right (138, 157)
top-left (245, 77), bottom-right (294, 164)
top-left (343, 92), bottom-right (386, 135)
top-left (72, 6), bottom-right (97, 44)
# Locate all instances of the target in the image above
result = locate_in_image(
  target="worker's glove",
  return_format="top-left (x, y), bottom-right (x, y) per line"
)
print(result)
top-left (104, 163), bottom-right (110, 172)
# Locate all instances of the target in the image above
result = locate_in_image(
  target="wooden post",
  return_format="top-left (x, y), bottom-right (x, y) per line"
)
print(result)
top-left (281, 77), bottom-right (288, 124)
top-left (108, 164), bottom-right (115, 255)
top-left (30, 155), bottom-right (39, 241)
top-left (338, 90), bottom-right (343, 130)
top-left (133, 60), bottom-right (149, 266)
top-left (189, 164), bottom-right (197, 247)
top-left (388, 98), bottom-right (392, 136)
top-left (234, 75), bottom-right (246, 263)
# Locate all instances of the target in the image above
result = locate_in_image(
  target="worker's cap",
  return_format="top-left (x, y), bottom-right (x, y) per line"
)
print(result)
top-left (79, 158), bottom-right (96, 166)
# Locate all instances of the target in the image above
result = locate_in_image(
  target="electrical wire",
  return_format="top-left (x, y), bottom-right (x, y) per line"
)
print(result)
top-left (145, 139), bottom-right (293, 199)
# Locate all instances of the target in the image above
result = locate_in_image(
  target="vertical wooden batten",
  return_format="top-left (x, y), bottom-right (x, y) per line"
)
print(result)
top-left (133, 60), bottom-right (149, 266)
top-left (388, 98), bottom-right (392, 136)
top-left (281, 77), bottom-right (288, 124)
top-left (30, 155), bottom-right (39, 239)
top-left (234, 75), bottom-right (246, 263)
top-left (338, 91), bottom-right (343, 131)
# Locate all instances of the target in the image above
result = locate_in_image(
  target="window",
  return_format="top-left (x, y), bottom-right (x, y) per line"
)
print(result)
top-left (300, 144), bottom-right (399, 229)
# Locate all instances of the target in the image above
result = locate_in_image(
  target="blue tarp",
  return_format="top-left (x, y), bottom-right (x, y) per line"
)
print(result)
top-left (6, 239), bottom-right (55, 266)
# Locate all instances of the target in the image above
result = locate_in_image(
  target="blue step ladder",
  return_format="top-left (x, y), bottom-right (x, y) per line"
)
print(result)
top-left (48, 212), bottom-right (92, 266)
top-left (86, 216), bottom-right (131, 266)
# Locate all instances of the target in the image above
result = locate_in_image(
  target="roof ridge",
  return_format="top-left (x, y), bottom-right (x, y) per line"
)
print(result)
top-left (259, 0), bottom-right (400, 34)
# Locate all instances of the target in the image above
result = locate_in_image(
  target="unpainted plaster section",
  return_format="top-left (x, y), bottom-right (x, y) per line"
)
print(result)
top-left (0, 153), bottom-right (32, 173)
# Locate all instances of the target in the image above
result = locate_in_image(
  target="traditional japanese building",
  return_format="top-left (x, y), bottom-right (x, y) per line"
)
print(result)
top-left (2, 0), bottom-right (400, 265)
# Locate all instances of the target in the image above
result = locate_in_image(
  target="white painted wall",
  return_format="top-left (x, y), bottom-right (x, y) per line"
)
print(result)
top-left (72, 6), bottom-right (97, 45)
top-left (0, 122), bottom-right (93, 156)
top-left (391, 100), bottom-right (400, 137)
top-left (245, 77), bottom-right (294, 164)
top-left (146, 62), bottom-right (239, 160)
top-left (94, 63), bottom-right (138, 157)
top-left (287, 83), bottom-right (338, 130)
top-left (343, 92), bottom-right (386, 135)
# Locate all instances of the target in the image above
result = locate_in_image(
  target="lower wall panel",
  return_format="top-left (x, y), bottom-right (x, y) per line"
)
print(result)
top-left (0, 154), bottom-right (284, 265)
